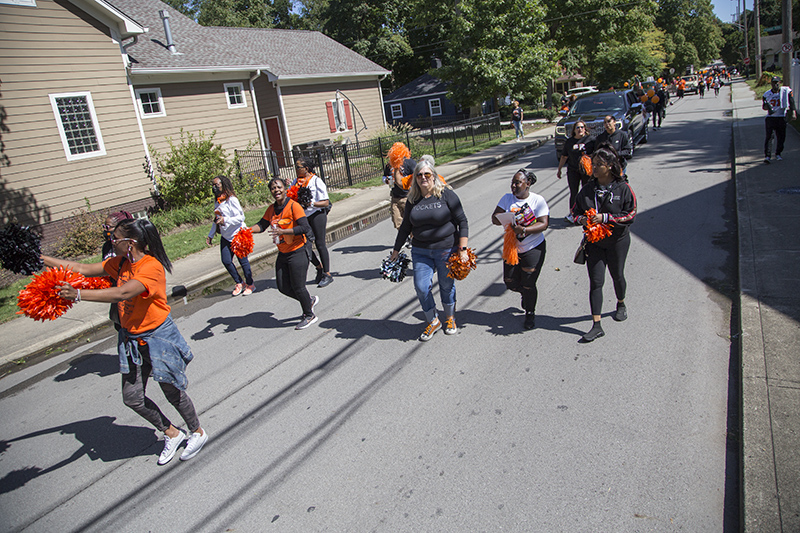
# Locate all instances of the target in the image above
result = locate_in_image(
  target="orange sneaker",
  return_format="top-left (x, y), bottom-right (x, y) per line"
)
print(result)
top-left (243, 284), bottom-right (255, 296)
top-left (232, 283), bottom-right (244, 296)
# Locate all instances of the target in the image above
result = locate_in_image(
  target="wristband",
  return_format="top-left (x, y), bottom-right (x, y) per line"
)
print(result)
top-left (75, 289), bottom-right (81, 302)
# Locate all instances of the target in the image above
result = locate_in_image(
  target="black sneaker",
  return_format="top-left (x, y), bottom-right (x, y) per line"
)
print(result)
top-left (314, 269), bottom-right (325, 284)
top-left (296, 314), bottom-right (318, 330)
top-left (614, 303), bottom-right (627, 322)
top-left (580, 322), bottom-right (604, 343)
top-left (524, 312), bottom-right (536, 330)
top-left (318, 274), bottom-right (334, 288)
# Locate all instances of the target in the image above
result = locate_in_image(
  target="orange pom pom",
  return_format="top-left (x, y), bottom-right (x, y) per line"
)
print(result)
top-left (231, 227), bottom-right (254, 258)
top-left (580, 154), bottom-right (593, 176)
top-left (80, 276), bottom-right (112, 290)
top-left (446, 248), bottom-right (477, 280)
top-left (286, 184), bottom-right (299, 201)
top-left (17, 266), bottom-right (84, 321)
top-left (583, 209), bottom-right (613, 243)
top-left (502, 226), bottom-right (519, 265)
top-left (387, 142), bottom-right (411, 170)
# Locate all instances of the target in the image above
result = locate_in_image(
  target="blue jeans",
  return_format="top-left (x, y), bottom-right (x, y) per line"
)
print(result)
top-left (221, 237), bottom-right (253, 285)
top-left (411, 246), bottom-right (456, 323)
top-left (513, 120), bottom-right (523, 138)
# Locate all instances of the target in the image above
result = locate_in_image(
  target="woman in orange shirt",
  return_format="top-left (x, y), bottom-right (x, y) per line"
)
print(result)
top-left (41, 218), bottom-right (208, 466)
top-left (250, 177), bottom-right (319, 330)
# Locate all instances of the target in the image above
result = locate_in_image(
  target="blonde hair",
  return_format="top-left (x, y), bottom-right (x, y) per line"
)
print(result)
top-left (408, 155), bottom-right (449, 203)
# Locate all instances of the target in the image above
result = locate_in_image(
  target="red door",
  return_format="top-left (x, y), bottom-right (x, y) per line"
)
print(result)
top-left (262, 117), bottom-right (286, 167)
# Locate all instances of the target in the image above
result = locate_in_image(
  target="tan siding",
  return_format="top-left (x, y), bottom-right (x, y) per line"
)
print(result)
top-left (139, 81), bottom-right (260, 158)
top-left (0, 0), bottom-right (151, 228)
top-left (280, 80), bottom-right (386, 147)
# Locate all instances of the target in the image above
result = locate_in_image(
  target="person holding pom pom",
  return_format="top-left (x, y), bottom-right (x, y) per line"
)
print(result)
top-left (491, 169), bottom-right (549, 330)
top-left (41, 218), bottom-right (209, 465)
top-left (292, 157), bottom-right (333, 288)
top-left (389, 155), bottom-right (469, 341)
top-left (206, 175), bottom-right (255, 296)
top-left (570, 144), bottom-right (637, 343)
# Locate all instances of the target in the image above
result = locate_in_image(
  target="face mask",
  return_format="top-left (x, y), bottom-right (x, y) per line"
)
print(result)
top-left (212, 185), bottom-right (222, 196)
top-left (104, 230), bottom-right (113, 241)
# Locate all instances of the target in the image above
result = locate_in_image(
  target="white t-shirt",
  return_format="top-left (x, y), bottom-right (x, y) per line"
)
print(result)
top-left (295, 174), bottom-right (330, 216)
top-left (496, 192), bottom-right (549, 252)
top-left (763, 87), bottom-right (793, 118)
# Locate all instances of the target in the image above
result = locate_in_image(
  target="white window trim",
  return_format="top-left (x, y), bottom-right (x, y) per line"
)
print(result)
top-left (428, 98), bottom-right (442, 116)
top-left (48, 91), bottom-right (106, 162)
top-left (224, 82), bottom-right (247, 109)
top-left (134, 87), bottom-right (166, 118)
top-left (0, 0), bottom-right (37, 5)
top-left (390, 103), bottom-right (403, 119)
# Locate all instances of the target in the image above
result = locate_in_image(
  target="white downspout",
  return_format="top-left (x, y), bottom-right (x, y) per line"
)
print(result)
top-left (249, 70), bottom-right (266, 152)
top-left (378, 74), bottom-right (388, 128)
top-left (275, 83), bottom-right (293, 152)
top-left (127, 72), bottom-right (156, 192)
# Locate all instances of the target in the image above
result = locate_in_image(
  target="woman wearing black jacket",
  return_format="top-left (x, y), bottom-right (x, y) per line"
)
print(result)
top-left (556, 120), bottom-right (590, 222)
top-left (571, 144), bottom-right (637, 342)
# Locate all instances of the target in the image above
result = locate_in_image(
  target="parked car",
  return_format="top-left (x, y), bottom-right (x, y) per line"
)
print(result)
top-left (682, 75), bottom-right (700, 94)
top-left (567, 86), bottom-right (599, 97)
top-left (554, 89), bottom-right (649, 162)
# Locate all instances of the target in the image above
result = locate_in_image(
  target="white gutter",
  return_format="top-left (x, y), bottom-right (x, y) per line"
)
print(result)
top-left (126, 71), bottom-right (156, 192)
top-left (275, 71), bottom-right (390, 81)
top-left (249, 70), bottom-right (266, 152)
top-left (275, 84), bottom-right (292, 153)
top-left (132, 66), bottom-right (271, 75)
top-left (378, 76), bottom-right (388, 128)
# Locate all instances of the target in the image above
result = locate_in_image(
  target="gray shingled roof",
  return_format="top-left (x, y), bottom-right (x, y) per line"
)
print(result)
top-left (384, 74), bottom-right (448, 102)
top-left (108, 0), bottom-right (389, 77)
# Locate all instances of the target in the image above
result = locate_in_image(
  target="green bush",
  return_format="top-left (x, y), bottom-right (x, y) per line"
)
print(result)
top-left (56, 199), bottom-right (107, 258)
top-left (150, 129), bottom-right (230, 209)
top-left (150, 203), bottom-right (210, 235)
top-left (542, 108), bottom-right (560, 123)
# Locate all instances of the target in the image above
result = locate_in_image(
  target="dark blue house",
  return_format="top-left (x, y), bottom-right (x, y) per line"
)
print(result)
top-left (384, 74), bottom-right (497, 126)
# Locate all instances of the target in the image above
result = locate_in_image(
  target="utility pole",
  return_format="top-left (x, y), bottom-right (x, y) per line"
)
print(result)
top-left (755, 0), bottom-right (762, 78)
top-left (743, 0), bottom-right (750, 76)
top-left (781, 0), bottom-right (793, 80)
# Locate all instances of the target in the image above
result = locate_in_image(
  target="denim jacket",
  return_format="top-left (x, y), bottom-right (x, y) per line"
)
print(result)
top-left (117, 315), bottom-right (194, 390)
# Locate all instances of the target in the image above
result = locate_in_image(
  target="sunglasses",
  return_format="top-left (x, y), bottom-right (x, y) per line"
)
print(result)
top-left (416, 172), bottom-right (434, 178)
top-left (111, 237), bottom-right (137, 245)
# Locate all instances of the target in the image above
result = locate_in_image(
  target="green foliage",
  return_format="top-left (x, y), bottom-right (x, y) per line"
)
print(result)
top-left (56, 199), bottom-right (107, 258)
top-left (593, 44), bottom-right (663, 87)
top-left (150, 129), bottom-right (230, 210)
top-left (149, 203), bottom-right (210, 235)
top-left (657, 0), bottom-right (723, 70)
top-left (438, 0), bottom-right (555, 107)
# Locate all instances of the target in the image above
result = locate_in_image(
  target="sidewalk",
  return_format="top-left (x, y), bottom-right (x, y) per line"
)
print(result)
top-left (732, 79), bottom-right (800, 531)
top-left (0, 127), bottom-right (554, 368)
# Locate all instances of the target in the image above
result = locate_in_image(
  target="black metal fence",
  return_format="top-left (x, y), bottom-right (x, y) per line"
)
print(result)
top-left (235, 113), bottom-right (501, 190)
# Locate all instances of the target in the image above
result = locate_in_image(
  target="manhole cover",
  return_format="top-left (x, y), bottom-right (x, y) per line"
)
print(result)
top-left (776, 188), bottom-right (800, 195)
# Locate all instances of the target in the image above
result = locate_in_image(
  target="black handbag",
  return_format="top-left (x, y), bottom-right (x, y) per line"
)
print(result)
top-left (573, 237), bottom-right (587, 264)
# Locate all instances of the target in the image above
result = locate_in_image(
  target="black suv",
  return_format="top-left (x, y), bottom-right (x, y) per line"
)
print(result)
top-left (554, 90), bottom-right (649, 161)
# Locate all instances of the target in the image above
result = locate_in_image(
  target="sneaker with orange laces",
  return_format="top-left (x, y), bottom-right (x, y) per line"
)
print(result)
top-left (232, 283), bottom-right (244, 296)
top-left (419, 318), bottom-right (441, 341)
top-left (243, 284), bottom-right (255, 296)
top-left (444, 316), bottom-right (457, 335)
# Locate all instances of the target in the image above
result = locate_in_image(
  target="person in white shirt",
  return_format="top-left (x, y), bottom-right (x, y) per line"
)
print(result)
top-left (207, 175), bottom-right (255, 296)
top-left (763, 76), bottom-right (797, 164)
top-left (293, 157), bottom-right (334, 288)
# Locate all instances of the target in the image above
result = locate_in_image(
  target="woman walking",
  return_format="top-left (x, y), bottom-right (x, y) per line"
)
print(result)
top-left (491, 169), bottom-right (549, 330)
top-left (389, 155), bottom-right (469, 341)
top-left (511, 100), bottom-right (524, 141)
top-left (556, 120), bottom-right (590, 222)
top-left (207, 175), bottom-right (255, 296)
top-left (250, 177), bottom-right (319, 330)
top-left (293, 157), bottom-right (333, 288)
top-left (571, 144), bottom-right (637, 342)
top-left (42, 218), bottom-right (208, 465)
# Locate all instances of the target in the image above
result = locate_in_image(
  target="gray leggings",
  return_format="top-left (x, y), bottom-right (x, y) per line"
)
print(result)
top-left (121, 344), bottom-right (200, 433)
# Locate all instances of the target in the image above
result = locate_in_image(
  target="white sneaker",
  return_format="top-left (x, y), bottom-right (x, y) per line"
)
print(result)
top-left (180, 429), bottom-right (208, 461)
top-left (311, 295), bottom-right (319, 313)
top-left (565, 214), bottom-right (576, 224)
top-left (775, 155), bottom-right (783, 161)
top-left (158, 430), bottom-right (186, 465)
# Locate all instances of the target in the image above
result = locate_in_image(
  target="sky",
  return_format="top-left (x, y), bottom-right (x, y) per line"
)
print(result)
top-left (711, 0), bottom-right (739, 23)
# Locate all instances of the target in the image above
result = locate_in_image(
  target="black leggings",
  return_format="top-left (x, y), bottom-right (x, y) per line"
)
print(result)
top-left (566, 168), bottom-right (587, 212)
top-left (586, 234), bottom-right (630, 316)
top-left (765, 116), bottom-right (787, 157)
top-left (503, 240), bottom-right (546, 313)
top-left (276, 247), bottom-right (313, 316)
top-left (121, 344), bottom-right (200, 433)
top-left (307, 210), bottom-right (331, 273)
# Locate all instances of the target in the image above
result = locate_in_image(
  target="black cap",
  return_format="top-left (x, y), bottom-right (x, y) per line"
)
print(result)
top-left (771, 76), bottom-right (781, 83)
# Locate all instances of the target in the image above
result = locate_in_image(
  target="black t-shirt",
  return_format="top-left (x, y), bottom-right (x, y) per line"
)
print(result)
top-left (512, 107), bottom-right (522, 121)
top-left (394, 188), bottom-right (469, 250)
top-left (389, 157), bottom-right (416, 199)
top-left (562, 135), bottom-right (590, 171)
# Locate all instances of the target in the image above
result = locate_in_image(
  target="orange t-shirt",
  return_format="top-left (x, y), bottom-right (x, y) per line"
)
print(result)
top-left (261, 199), bottom-right (307, 254)
top-left (103, 255), bottom-right (170, 334)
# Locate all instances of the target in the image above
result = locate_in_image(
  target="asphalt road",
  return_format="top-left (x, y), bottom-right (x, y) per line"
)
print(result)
top-left (0, 90), bottom-right (738, 532)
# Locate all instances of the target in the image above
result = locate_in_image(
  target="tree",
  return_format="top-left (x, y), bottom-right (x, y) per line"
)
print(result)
top-left (593, 43), bottom-right (663, 86)
top-left (437, 0), bottom-right (556, 108)
top-left (656, 0), bottom-right (723, 70)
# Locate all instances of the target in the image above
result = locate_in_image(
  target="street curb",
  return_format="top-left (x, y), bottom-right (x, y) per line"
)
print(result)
top-left (0, 134), bottom-right (552, 368)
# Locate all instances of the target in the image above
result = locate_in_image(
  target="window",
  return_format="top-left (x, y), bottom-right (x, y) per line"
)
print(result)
top-left (135, 88), bottom-right (165, 118)
top-left (48, 92), bottom-right (106, 161)
top-left (224, 83), bottom-right (246, 108)
top-left (428, 98), bottom-right (442, 116)
top-left (326, 99), bottom-right (353, 132)
top-left (0, 0), bottom-right (37, 5)
top-left (390, 103), bottom-right (403, 119)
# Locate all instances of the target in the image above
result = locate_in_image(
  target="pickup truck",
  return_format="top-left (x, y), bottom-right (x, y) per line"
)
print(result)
top-left (682, 75), bottom-right (700, 95)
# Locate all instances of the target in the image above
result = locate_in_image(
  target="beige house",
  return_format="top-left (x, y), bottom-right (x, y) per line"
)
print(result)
top-left (0, 0), bottom-right (389, 244)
